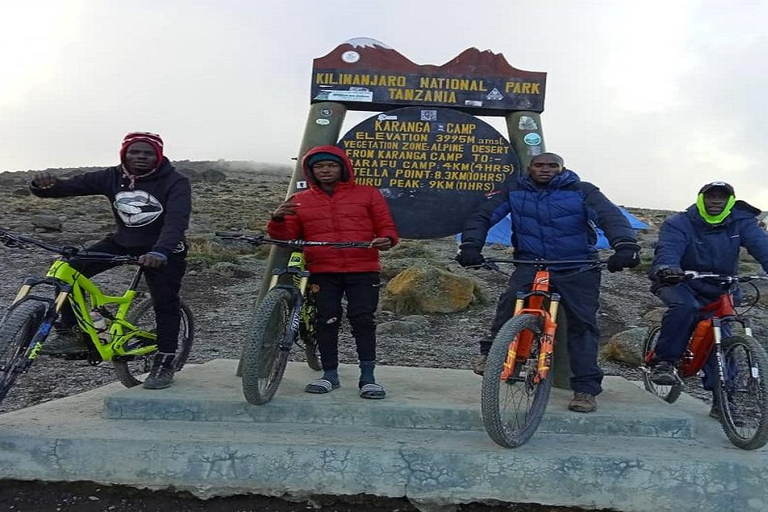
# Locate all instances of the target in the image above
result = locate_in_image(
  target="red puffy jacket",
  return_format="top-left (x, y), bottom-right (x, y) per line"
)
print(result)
top-left (267, 145), bottom-right (399, 273)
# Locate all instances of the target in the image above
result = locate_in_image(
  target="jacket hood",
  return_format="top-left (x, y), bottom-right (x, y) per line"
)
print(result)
top-left (685, 200), bottom-right (761, 227)
top-left (301, 145), bottom-right (356, 187)
top-left (518, 168), bottom-right (580, 190)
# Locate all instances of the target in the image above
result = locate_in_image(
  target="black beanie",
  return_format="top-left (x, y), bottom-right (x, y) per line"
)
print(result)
top-left (306, 152), bottom-right (343, 168)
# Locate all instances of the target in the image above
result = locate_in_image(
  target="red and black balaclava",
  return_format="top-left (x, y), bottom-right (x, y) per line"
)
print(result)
top-left (120, 132), bottom-right (164, 188)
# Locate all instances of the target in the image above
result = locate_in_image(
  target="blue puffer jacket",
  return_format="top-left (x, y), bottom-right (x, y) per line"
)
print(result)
top-left (461, 169), bottom-right (637, 264)
top-left (651, 201), bottom-right (768, 295)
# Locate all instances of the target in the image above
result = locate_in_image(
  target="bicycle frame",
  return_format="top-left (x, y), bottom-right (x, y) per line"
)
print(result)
top-left (10, 258), bottom-right (157, 364)
top-left (502, 269), bottom-right (561, 382)
top-left (267, 250), bottom-right (310, 350)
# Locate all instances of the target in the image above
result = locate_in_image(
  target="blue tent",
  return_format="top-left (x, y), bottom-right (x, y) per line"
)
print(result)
top-left (457, 207), bottom-right (649, 249)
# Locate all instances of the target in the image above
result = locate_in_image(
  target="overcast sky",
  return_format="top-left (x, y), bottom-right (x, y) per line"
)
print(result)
top-left (1, 0), bottom-right (766, 210)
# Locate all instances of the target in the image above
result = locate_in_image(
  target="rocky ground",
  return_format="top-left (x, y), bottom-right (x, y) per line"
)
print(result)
top-left (0, 162), bottom-right (766, 511)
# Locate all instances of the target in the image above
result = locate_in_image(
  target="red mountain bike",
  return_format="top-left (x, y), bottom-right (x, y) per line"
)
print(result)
top-left (642, 271), bottom-right (768, 450)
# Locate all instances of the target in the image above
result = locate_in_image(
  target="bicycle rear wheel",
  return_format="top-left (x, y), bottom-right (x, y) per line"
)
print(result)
top-left (113, 298), bottom-right (195, 388)
top-left (481, 313), bottom-right (551, 448)
top-left (641, 326), bottom-right (683, 404)
top-left (241, 287), bottom-right (296, 405)
top-left (0, 302), bottom-right (46, 407)
top-left (714, 335), bottom-right (768, 450)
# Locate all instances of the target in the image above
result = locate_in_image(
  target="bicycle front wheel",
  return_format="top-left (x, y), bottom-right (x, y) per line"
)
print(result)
top-left (641, 326), bottom-right (683, 404)
top-left (113, 298), bottom-right (195, 388)
top-left (481, 313), bottom-right (551, 448)
top-left (0, 301), bottom-right (46, 407)
top-left (241, 287), bottom-right (296, 405)
top-left (714, 335), bottom-right (768, 450)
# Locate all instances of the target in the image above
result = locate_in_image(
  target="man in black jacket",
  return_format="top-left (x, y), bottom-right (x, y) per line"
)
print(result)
top-left (30, 132), bottom-right (191, 389)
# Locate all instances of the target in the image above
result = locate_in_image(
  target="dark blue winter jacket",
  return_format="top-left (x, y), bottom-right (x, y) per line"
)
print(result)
top-left (651, 201), bottom-right (768, 295)
top-left (461, 169), bottom-right (637, 264)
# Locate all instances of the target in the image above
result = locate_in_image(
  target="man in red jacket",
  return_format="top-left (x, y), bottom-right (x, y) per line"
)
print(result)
top-left (268, 145), bottom-right (398, 399)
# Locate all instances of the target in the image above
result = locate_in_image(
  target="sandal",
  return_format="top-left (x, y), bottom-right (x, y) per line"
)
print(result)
top-left (359, 383), bottom-right (386, 399)
top-left (305, 378), bottom-right (340, 394)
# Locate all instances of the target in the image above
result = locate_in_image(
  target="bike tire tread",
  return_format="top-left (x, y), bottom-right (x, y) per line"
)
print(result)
top-left (715, 335), bottom-right (768, 450)
top-left (241, 287), bottom-right (296, 405)
top-left (481, 313), bottom-right (552, 448)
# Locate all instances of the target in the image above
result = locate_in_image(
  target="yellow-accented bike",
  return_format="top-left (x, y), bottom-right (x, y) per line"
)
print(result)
top-left (0, 230), bottom-right (194, 407)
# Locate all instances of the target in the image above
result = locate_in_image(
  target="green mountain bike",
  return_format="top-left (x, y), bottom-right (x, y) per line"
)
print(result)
top-left (0, 230), bottom-right (194, 406)
top-left (217, 233), bottom-right (371, 405)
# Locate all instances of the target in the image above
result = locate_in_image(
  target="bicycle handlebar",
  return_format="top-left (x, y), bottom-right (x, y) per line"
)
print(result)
top-left (681, 271), bottom-right (768, 284)
top-left (0, 229), bottom-right (138, 264)
top-left (215, 232), bottom-right (373, 249)
top-left (477, 258), bottom-right (607, 272)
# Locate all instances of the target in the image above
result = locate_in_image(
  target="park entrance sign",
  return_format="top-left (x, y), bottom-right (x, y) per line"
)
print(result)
top-left (339, 107), bottom-right (518, 238)
top-left (289, 37), bottom-right (548, 239)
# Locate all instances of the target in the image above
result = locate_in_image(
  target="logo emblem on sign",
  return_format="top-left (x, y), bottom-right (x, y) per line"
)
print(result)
top-left (523, 133), bottom-right (542, 146)
top-left (486, 88), bottom-right (504, 101)
top-left (420, 110), bottom-right (438, 121)
top-left (341, 51), bottom-right (360, 63)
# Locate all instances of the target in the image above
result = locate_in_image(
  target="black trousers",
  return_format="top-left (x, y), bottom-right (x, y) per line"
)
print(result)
top-left (309, 272), bottom-right (381, 371)
top-left (59, 238), bottom-right (187, 354)
top-left (481, 265), bottom-right (604, 396)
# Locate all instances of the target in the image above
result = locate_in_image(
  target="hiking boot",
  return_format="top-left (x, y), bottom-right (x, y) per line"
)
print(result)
top-left (568, 392), bottom-right (597, 413)
top-left (40, 325), bottom-right (88, 355)
top-left (143, 352), bottom-right (176, 390)
top-left (709, 401), bottom-right (747, 426)
top-left (471, 354), bottom-right (487, 376)
top-left (650, 361), bottom-right (678, 386)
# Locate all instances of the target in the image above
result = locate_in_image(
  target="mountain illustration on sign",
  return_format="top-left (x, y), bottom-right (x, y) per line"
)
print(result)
top-left (315, 38), bottom-right (544, 78)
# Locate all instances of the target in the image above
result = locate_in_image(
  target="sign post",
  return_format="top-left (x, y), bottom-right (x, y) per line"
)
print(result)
top-left (244, 38), bottom-right (570, 389)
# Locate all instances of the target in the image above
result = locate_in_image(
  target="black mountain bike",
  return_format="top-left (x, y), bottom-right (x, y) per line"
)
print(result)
top-left (217, 233), bottom-right (371, 405)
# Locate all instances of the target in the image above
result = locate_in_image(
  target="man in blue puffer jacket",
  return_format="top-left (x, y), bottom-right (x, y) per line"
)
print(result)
top-left (648, 182), bottom-right (768, 398)
top-left (457, 152), bottom-right (640, 413)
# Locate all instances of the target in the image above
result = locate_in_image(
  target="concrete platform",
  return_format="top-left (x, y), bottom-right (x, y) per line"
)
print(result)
top-left (104, 360), bottom-right (694, 439)
top-left (0, 359), bottom-right (766, 512)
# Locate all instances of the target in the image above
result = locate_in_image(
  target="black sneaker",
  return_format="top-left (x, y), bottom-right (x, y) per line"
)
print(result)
top-left (650, 361), bottom-right (678, 386)
top-left (710, 401), bottom-right (747, 427)
top-left (143, 352), bottom-right (176, 390)
top-left (40, 325), bottom-right (88, 355)
top-left (143, 365), bottom-right (175, 389)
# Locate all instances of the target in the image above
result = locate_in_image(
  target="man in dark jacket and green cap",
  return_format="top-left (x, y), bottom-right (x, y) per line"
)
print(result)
top-left (649, 182), bottom-right (768, 405)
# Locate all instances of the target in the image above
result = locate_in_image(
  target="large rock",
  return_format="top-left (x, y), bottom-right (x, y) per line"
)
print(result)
top-left (600, 327), bottom-right (649, 366)
top-left (376, 320), bottom-right (424, 335)
top-left (382, 265), bottom-right (480, 314)
top-left (381, 257), bottom-right (445, 280)
top-left (642, 307), bottom-right (665, 325)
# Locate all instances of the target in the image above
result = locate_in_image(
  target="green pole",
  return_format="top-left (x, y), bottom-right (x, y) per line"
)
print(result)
top-left (236, 102), bottom-right (348, 376)
top-left (504, 111), bottom-right (572, 390)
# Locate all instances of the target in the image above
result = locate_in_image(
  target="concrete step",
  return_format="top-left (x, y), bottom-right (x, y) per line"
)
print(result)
top-left (104, 359), bottom-right (694, 439)
top-left (0, 361), bottom-right (766, 512)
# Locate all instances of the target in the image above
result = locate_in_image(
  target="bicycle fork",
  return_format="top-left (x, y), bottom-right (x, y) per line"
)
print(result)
top-left (501, 293), bottom-right (560, 382)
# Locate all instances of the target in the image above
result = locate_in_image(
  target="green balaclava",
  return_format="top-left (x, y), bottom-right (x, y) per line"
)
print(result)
top-left (696, 182), bottom-right (736, 225)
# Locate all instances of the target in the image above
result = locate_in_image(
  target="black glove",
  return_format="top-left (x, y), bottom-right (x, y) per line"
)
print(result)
top-left (456, 244), bottom-right (484, 268)
top-left (606, 246), bottom-right (640, 272)
top-left (655, 266), bottom-right (686, 284)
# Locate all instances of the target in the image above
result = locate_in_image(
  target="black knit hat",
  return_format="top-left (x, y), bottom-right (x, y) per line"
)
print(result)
top-left (306, 152), bottom-right (343, 169)
top-left (699, 181), bottom-right (735, 196)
